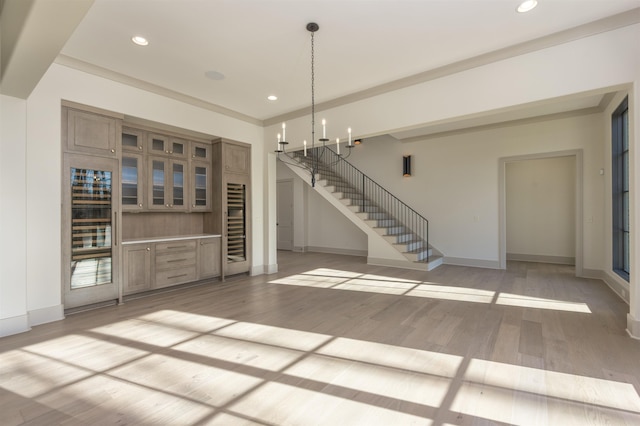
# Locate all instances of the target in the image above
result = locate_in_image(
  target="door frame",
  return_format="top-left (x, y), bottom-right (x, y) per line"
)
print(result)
top-left (498, 149), bottom-right (583, 276)
top-left (277, 179), bottom-right (294, 251)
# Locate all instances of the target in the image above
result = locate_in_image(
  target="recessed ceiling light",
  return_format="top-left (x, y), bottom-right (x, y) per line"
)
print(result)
top-left (204, 70), bottom-right (225, 81)
top-left (267, 95), bottom-right (278, 101)
top-left (517, 0), bottom-right (538, 13)
top-left (131, 35), bottom-right (149, 46)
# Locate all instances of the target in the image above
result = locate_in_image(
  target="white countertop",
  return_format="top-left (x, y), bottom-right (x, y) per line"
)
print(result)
top-left (122, 234), bottom-right (221, 245)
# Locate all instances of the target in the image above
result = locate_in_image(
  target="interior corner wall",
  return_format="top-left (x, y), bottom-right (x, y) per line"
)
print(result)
top-left (21, 63), bottom-right (264, 329)
top-left (0, 94), bottom-right (29, 336)
top-left (276, 160), bottom-right (367, 255)
top-left (305, 186), bottom-right (368, 256)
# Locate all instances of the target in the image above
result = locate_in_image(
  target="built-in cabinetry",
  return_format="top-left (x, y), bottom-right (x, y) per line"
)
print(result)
top-left (65, 107), bottom-right (120, 157)
top-left (121, 127), bottom-right (212, 213)
top-left (123, 236), bottom-right (221, 295)
top-left (62, 101), bottom-right (251, 309)
top-left (212, 139), bottom-right (252, 276)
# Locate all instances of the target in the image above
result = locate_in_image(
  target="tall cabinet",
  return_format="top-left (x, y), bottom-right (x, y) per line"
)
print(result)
top-left (211, 138), bottom-right (252, 276)
top-left (62, 102), bottom-right (251, 310)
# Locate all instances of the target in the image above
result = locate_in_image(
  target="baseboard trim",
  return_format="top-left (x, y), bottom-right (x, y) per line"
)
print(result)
top-left (506, 253), bottom-right (575, 265)
top-left (250, 265), bottom-right (264, 276)
top-left (0, 314), bottom-right (31, 337)
top-left (444, 257), bottom-right (501, 269)
top-left (307, 246), bottom-right (367, 257)
top-left (627, 314), bottom-right (640, 340)
top-left (367, 257), bottom-right (428, 271)
top-left (580, 268), bottom-right (604, 279)
top-left (265, 263), bottom-right (278, 274)
top-left (600, 270), bottom-right (630, 304)
top-left (29, 304), bottom-right (65, 327)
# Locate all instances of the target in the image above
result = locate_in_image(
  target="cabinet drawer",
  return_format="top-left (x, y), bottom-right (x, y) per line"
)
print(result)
top-left (155, 266), bottom-right (197, 288)
top-left (156, 250), bottom-right (196, 269)
top-left (155, 240), bottom-right (197, 253)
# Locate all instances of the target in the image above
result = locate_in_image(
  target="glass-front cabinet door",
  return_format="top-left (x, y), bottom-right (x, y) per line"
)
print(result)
top-left (171, 161), bottom-right (187, 209)
top-left (122, 153), bottom-right (144, 210)
top-left (122, 127), bottom-right (145, 153)
top-left (149, 158), bottom-right (167, 209)
top-left (191, 161), bottom-right (211, 211)
top-left (63, 154), bottom-right (120, 309)
top-left (147, 157), bottom-right (188, 210)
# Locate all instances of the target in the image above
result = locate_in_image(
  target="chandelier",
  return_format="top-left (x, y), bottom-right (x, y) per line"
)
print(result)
top-left (275, 22), bottom-right (354, 187)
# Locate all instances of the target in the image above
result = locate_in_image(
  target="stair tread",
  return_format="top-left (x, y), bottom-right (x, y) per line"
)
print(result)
top-left (283, 155), bottom-right (442, 271)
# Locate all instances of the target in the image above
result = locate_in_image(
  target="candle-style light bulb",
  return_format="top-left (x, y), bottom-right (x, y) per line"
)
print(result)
top-left (282, 123), bottom-right (286, 141)
top-left (304, 140), bottom-right (307, 156)
top-left (336, 137), bottom-right (340, 155)
top-left (348, 127), bottom-right (352, 146)
top-left (322, 119), bottom-right (326, 139)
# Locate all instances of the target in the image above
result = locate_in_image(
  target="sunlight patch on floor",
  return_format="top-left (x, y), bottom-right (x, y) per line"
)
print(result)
top-left (228, 381), bottom-right (433, 425)
top-left (270, 269), bottom-right (592, 314)
top-left (5, 309), bottom-right (637, 425)
top-left (213, 321), bottom-right (332, 352)
top-left (464, 358), bottom-right (640, 412)
top-left (90, 318), bottom-right (199, 347)
top-left (137, 310), bottom-right (237, 333)
top-left (407, 284), bottom-right (495, 303)
top-left (496, 293), bottom-right (592, 313)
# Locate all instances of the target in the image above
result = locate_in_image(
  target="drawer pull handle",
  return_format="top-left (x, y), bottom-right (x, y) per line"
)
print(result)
top-left (168, 273), bottom-right (188, 279)
top-left (167, 258), bottom-right (187, 263)
top-left (166, 245), bottom-right (187, 249)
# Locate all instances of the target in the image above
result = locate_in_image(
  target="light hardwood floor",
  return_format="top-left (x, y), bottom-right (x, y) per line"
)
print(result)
top-left (2, 251), bottom-right (640, 425)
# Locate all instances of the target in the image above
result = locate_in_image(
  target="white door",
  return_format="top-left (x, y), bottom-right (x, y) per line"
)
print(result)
top-left (277, 180), bottom-right (293, 250)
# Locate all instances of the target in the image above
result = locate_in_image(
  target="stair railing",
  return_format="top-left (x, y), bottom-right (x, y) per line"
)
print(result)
top-left (294, 146), bottom-right (429, 261)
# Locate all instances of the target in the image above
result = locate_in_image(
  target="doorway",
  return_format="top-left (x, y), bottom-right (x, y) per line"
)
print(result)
top-left (277, 179), bottom-right (294, 250)
top-left (499, 150), bottom-right (583, 275)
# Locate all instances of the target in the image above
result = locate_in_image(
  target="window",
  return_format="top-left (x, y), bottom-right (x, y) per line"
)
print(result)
top-left (612, 97), bottom-right (629, 281)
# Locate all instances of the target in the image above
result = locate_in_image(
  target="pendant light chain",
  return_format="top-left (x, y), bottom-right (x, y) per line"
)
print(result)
top-left (310, 28), bottom-right (317, 186)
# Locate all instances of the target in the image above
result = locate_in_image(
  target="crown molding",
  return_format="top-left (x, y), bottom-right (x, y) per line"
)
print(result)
top-left (54, 8), bottom-right (639, 129)
top-left (54, 54), bottom-right (263, 127)
top-left (264, 7), bottom-right (640, 127)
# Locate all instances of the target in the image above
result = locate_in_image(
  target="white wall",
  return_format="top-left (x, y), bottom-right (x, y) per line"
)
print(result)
top-left (330, 112), bottom-right (605, 269)
top-left (276, 160), bottom-right (367, 255)
top-left (0, 95), bottom-right (29, 336)
top-left (3, 22), bottom-right (639, 336)
top-left (266, 24), bottom-right (640, 153)
top-left (20, 63), bottom-right (264, 327)
top-left (506, 156), bottom-right (576, 261)
top-left (270, 24), bottom-right (637, 271)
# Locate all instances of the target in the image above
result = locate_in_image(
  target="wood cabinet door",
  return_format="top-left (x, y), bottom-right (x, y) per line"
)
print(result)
top-left (191, 142), bottom-right (211, 162)
top-left (199, 238), bottom-right (221, 279)
top-left (191, 161), bottom-right (211, 211)
top-left (224, 144), bottom-right (250, 174)
top-left (122, 153), bottom-right (145, 211)
top-left (123, 244), bottom-right (152, 294)
top-left (122, 127), bottom-right (145, 153)
top-left (65, 108), bottom-right (118, 157)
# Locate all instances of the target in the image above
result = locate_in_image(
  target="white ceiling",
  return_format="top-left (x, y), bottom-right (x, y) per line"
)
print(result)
top-left (58, 0), bottom-right (640, 125)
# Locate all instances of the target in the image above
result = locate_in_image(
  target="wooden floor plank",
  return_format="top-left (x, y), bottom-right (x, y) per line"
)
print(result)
top-left (2, 251), bottom-right (640, 425)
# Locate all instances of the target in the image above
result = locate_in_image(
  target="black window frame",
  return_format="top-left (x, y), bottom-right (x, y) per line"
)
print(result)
top-left (612, 96), bottom-right (630, 282)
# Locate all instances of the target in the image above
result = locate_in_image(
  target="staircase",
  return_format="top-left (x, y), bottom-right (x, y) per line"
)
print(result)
top-left (282, 146), bottom-right (443, 271)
